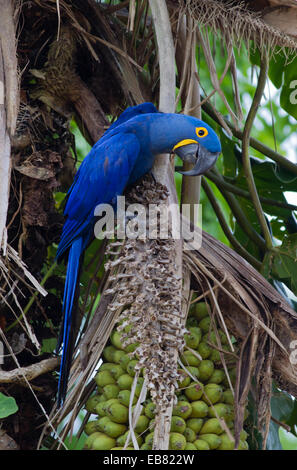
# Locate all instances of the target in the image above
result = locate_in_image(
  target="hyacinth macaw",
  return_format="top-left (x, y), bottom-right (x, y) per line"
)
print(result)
top-left (56, 103), bottom-right (221, 406)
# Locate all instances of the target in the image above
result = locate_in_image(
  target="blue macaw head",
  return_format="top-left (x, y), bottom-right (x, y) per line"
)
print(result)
top-left (144, 112), bottom-right (221, 176)
top-left (171, 115), bottom-right (221, 176)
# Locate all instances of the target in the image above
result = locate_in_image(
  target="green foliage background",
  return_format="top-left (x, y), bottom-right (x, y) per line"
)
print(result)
top-left (3, 18), bottom-right (296, 449)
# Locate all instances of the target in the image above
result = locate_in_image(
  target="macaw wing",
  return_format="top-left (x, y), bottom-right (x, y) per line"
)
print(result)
top-left (105, 102), bottom-right (158, 136)
top-left (57, 133), bottom-right (140, 259)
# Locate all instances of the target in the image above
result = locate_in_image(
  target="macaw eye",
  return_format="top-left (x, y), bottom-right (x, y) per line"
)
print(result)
top-left (196, 127), bottom-right (208, 138)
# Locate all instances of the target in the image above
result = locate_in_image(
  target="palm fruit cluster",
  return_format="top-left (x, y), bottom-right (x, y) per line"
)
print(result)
top-left (83, 301), bottom-right (249, 450)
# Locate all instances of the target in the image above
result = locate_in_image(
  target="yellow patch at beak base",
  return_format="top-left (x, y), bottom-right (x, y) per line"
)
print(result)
top-left (173, 139), bottom-right (198, 152)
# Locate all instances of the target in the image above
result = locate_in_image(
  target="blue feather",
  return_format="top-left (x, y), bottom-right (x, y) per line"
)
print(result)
top-left (57, 237), bottom-right (84, 407)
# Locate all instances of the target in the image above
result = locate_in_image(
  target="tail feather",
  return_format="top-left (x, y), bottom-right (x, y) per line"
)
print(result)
top-left (57, 237), bottom-right (83, 407)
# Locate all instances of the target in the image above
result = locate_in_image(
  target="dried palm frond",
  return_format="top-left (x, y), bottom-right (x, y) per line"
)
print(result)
top-left (0, 245), bottom-right (47, 349)
top-left (177, 0), bottom-right (297, 53)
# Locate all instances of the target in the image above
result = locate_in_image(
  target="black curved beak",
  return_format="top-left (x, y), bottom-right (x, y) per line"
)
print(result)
top-left (174, 143), bottom-right (220, 176)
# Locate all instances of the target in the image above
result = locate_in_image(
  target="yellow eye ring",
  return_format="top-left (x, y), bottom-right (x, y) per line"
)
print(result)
top-left (196, 127), bottom-right (208, 138)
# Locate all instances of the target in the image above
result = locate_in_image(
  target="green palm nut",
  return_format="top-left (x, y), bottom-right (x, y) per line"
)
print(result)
top-left (110, 330), bottom-right (124, 350)
top-left (125, 343), bottom-right (139, 353)
top-left (180, 351), bottom-right (201, 367)
top-left (189, 327), bottom-right (202, 339)
top-left (135, 377), bottom-right (144, 397)
top-left (218, 330), bottom-right (228, 345)
top-left (119, 353), bottom-right (131, 370)
top-left (199, 418), bottom-right (224, 435)
top-left (184, 328), bottom-right (201, 349)
top-left (208, 369), bottom-right (225, 384)
top-left (238, 440), bottom-right (249, 450)
top-left (102, 398), bottom-right (119, 410)
top-left (198, 360), bottom-right (214, 382)
top-left (98, 394), bottom-right (107, 402)
top-left (223, 367), bottom-right (236, 387)
top-left (113, 350), bottom-right (126, 364)
top-left (108, 364), bottom-right (125, 380)
top-left (169, 433), bottom-right (187, 450)
top-left (103, 384), bottom-right (120, 400)
top-left (185, 443), bottom-right (197, 450)
top-left (199, 433), bottom-right (222, 450)
top-left (194, 302), bottom-right (209, 321)
top-left (97, 416), bottom-right (111, 431)
top-left (176, 393), bottom-right (188, 402)
top-left (197, 342), bottom-right (212, 359)
top-left (95, 401), bottom-right (107, 417)
top-left (127, 360), bottom-right (139, 377)
top-left (225, 404), bottom-right (235, 424)
top-left (208, 403), bottom-right (228, 419)
top-left (117, 373), bottom-right (134, 390)
top-left (84, 420), bottom-right (101, 435)
top-left (240, 430), bottom-right (248, 441)
top-left (102, 421), bottom-right (127, 438)
top-left (118, 389), bottom-right (137, 407)
top-left (172, 401), bottom-right (192, 419)
top-left (144, 401), bottom-right (156, 419)
top-left (145, 431), bottom-right (155, 446)
top-left (134, 415), bottom-right (149, 434)
top-left (189, 401), bottom-right (208, 418)
top-left (170, 416), bottom-right (186, 434)
top-left (141, 443), bottom-right (152, 450)
top-left (95, 370), bottom-right (116, 388)
top-left (91, 432), bottom-right (116, 450)
top-left (122, 322), bottom-right (133, 334)
top-left (100, 363), bottom-right (117, 372)
top-left (194, 439), bottom-right (210, 450)
top-left (132, 404), bottom-right (145, 416)
top-left (209, 349), bottom-right (221, 362)
top-left (186, 316), bottom-right (198, 328)
top-left (85, 394), bottom-right (102, 413)
top-left (184, 427), bottom-right (196, 443)
top-left (112, 446), bottom-right (135, 450)
top-left (223, 389), bottom-right (234, 405)
top-left (198, 317), bottom-right (211, 333)
top-left (217, 432), bottom-right (235, 450)
top-left (187, 366), bottom-right (200, 379)
top-left (186, 418), bottom-right (203, 434)
top-left (84, 432), bottom-right (103, 449)
top-left (103, 345), bottom-right (117, 362)
top-left (117, 431), bottom-right (143, 447)
top-left (105, 402), bottom-right (128, 424)
top-left (204, 331), bottom-right (217, 344)
top-left (184, 381), bottom-right (204, 401)
top-left (203, 383), bottom-right (223, 405)
top-left (149, 418), bottom-right (155, 430)
top-left (177, 369), bottom-right (191, 388)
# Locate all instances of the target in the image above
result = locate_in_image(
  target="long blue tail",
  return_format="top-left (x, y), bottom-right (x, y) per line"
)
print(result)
top-left (57, 237), bottom-right (83, 407)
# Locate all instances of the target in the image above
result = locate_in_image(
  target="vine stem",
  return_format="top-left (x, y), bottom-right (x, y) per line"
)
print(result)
top-left (202, 177), bottom-right (262, 270)
top-left (241, 54), bottom-right (273, 251)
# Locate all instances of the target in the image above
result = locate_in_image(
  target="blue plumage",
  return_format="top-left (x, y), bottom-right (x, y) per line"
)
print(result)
top-left (56, 103), bottom-right (221, 406)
